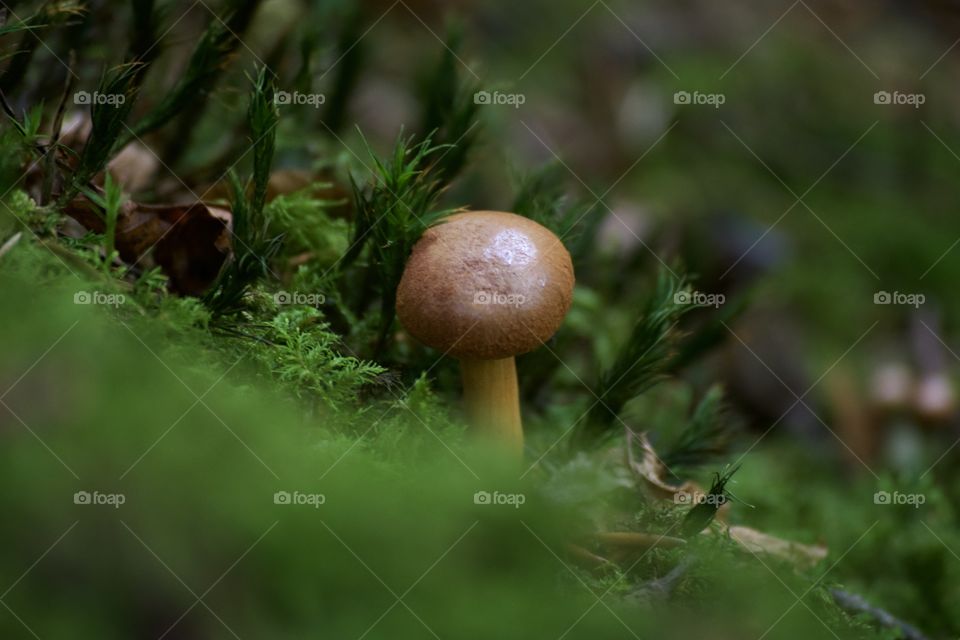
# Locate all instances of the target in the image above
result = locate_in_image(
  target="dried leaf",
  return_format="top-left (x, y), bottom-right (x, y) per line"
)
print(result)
top-left (565, 543), bottom-right (615, 572)
top-left (202, 169), bottom-right (350, 213)
top-left (59, 112), bottom-right (159, 193)
top-left (107, 141), bottom-right (159, 193)
top-left (594, 531), bottom-right (687, 550)
top-left (63, 195), bottom-right (231, 295)
top-left (626, 430), bottom-right (698, 498)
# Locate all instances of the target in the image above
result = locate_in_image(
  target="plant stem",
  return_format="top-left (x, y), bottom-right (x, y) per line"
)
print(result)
top-left (460, 357), bottom-right (523, 457)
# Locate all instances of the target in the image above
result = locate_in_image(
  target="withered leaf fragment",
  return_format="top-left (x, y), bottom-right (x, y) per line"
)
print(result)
top-left (64, 195), bottom-right (231, 295)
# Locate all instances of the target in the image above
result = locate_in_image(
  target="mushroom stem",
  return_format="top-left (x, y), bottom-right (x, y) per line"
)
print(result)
top-left (460, 357), bottom-right (523, 457)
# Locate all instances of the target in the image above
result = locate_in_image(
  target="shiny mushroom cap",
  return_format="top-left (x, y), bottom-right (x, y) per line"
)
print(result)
top-left (396, 211), bottom-right (575, 360)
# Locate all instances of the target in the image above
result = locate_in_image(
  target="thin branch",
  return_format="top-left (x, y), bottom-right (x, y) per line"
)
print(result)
top-left (830, 589), bottom-right (929, 640)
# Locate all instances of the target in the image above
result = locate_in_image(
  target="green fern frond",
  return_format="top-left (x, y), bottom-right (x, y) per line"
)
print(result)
top-left (512, 162), bottom-right (602, 264)
top-left (203, 69), bottom-right (282, 315)
top-left (576, 269), bottom-right (693, 445)
top-left (122, 1), bottom-right (261, 144)
top-left (417, 24), bottom-right (481, 183)
top-left (61, 63), bottom-right (143, 204)
top-left (345, 131), bottom-right (455, 355)
top-left (661, 386), bottom-right (738, 473)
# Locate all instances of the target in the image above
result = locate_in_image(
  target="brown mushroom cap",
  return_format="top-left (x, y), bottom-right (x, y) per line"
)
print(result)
top-left (396, 211), bottom-right (575, 360)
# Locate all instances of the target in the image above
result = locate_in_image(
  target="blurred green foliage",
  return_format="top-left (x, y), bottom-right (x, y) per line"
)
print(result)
top-left (2, 1), bottom-right (960, 638)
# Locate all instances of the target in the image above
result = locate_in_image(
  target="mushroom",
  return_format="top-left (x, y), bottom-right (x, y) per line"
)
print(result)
top-left (396, 211), bottom-right (575, 457)
top-left (869, 362), bottom-right (913, 413)
top-left (914, 373), bottom-right (956, 424)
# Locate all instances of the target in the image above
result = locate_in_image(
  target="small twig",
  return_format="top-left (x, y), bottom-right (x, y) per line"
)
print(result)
top-left (594, 531), bottom-right (687, 552)
top-left (0, 231), bottom-right (23, 260)
top-left (911, 308), bottom-right (946, 376)
top-left (830, 588), bottom-right (929, 640)
top-left (0, 87), bottom-right (28, 137)
top-left (41, 50), bottom-right (76, 204)
top-left (627, 556), bottom-right (695, 604)
top-left (49, 50), bottom-right (76, 145)
top-left (648, 556), bottom-right (694, 592)
top-left (565, 543), bottom-right (616, 572)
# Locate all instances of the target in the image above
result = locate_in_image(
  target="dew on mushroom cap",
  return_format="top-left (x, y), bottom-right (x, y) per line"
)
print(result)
top-left (482, 228), bottom-right (538, 267)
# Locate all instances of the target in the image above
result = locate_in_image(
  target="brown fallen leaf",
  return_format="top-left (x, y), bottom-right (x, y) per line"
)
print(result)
top-left (58, 111), bottom-right (91, 149)
top-left (623, 429), bottom-right (734, 527)
top-left (107, 141), bottom-right (160, 193)
top-left (626, 429), bottom-right (703, 498)
top-left (200, 168), bottom-right (351, 215)
top-left (199, 168), bottom-right (315, 204)
top-left (19, 113), bottom-right (232, 295)
top-left (59, 112), bottom-right (159, 194)
top-left (63, 195), bottom-right (231, 295)
top-left (722, 524), bottom-right (827, 569)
